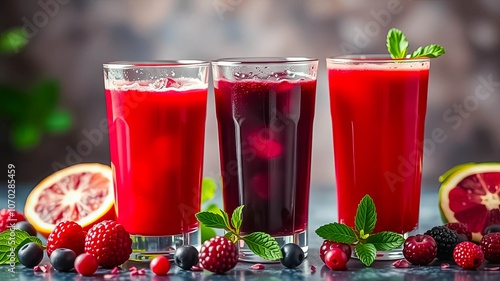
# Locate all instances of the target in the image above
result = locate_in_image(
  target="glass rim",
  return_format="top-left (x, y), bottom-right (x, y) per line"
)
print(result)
top-left (326, 55), bottom-right (430, 63)
top-left (212, 57), bottom-right (318, 66)
top-left (103, 60), bottom-right (209, 69)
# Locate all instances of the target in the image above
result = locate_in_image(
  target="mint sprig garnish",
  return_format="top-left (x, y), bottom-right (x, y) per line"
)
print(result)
top-left (386, 28), bottom-right (445, 59)
top-left (196, 205), bottom-right (283, 261)
top-left (315, 195), bottom-right (404, 266)
top-left (409, 44), bottom-right (445, 59)
top-left (0, 229), bottom-right (44, 264)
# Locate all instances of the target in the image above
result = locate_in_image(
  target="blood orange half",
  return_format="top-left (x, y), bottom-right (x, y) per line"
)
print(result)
top-left (439, 162), bottom-right (500, 242)
top-left (25, 163), bottom-right (115, 237)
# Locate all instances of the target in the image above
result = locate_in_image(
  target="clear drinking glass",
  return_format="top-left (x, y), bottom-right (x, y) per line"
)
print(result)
top-left (103, 61), bottom-right (209, 261)
top-left (327, 56), bottom-right (430, 260)
top-left (212, 57), bottom-right (318, 262)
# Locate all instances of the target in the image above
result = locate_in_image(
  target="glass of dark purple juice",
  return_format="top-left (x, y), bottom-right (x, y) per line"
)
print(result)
top-left (212, 57), bottom-right (318, 262)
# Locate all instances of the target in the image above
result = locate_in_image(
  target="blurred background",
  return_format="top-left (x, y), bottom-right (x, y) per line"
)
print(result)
top-left (1, 0), bottom-right (499, 190)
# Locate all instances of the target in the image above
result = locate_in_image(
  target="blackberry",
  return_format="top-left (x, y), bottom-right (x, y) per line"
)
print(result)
top-left (424, 226), bottom-right (458, 260)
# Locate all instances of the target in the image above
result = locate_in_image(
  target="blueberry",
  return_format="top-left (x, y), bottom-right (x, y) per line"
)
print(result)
top-left (483, 224), bottom-right (500, 235)
top-left (174, 245), bottom-right (199, 270)
top-left (17, 242), bottom-right (43, 268)
top-left (15, 221), bottom-right (37, 236)
top-left (50, 248), bottom-right (76, 272)
top-left (280, 243), bottom-right (305, 269)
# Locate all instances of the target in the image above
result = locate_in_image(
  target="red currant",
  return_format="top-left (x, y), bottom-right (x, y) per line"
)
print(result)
top-left (150, 256), bottom-right (171, 275)
top-left (74, 253), bottom-right (98, 276)
top-left (320, 240), bottom-right (351, 262)
top-left (324, 248), bottom-right (348, 270)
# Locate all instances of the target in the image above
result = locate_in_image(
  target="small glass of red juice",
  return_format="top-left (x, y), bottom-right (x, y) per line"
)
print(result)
top-left (103, 61), bottom-right (209, 261)
top-left (327, 56), bottom-right (430, 260)
top-left (212, 57), bottom-right (318, 262)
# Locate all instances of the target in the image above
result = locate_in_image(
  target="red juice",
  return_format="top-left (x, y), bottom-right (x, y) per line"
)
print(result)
top-left (105, 80), bottom-right (207, 236)
top-left (328, 61), bottom-right (429, 234)
top-left (214, 78), bottom-right (316, 236)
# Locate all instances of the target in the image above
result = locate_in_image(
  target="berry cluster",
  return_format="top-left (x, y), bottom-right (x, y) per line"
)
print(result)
top-left (319, 240), bottom-right (351, 270)
top-left (189, 236), bottom-right (307, 273)
top-left (9, 210), bottom-right (310, 276)
top-left (401, 222), bottom-right (500, 269)
top-left (12, 217), bottom-right (131, 276)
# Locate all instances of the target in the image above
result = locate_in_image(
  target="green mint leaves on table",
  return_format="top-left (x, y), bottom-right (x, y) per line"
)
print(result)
top-left (0, 229), bottom-right (44, 265)
top-left (387, 28), bottom-right (445, 59)
top-left (196, 205), bottom-right (283, 261)
top-left (315, 195), bottom-right (404, 266)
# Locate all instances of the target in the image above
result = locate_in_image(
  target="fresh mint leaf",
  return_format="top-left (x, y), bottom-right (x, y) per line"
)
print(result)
top-left (0, 229), bottom-right (40, 264)
top-left (201, 178), bottom-right (217, 203)
top-left (355, 243), bottom-right (377, 266)
top-left (409, 44), bottom-right (445, 58)
top-left (355, 195), bottom-right (377, 235)
top-left (195, 211), bottom-right (227, 229)
top-left (386, 28), bottom-right (409, 59)
top-left (218, 209), bottom-right (234, 232)
top-left (242, 232), bottom-right (283, 260)
top-left (315, 223), bottom-right (357, 244)
top-left (366, 232), bottom-right (404, 251)
top-left (231, 206), bottom-right (244, 234)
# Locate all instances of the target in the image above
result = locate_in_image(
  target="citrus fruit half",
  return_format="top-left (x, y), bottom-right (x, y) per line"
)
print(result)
top-left (25, 163), bottom-right (115, 237)
top-left (439, 162), bottom-right (500, 242)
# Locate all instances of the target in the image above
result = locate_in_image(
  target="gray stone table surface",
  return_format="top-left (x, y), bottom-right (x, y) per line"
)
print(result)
top-left (1, 186), bottom-right (499, 280)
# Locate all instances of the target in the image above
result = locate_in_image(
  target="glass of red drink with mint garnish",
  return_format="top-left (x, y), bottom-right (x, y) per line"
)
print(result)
top-left (212, 57), bottom-right (318, 262)
top-left (103, 61), bottom-right (209, 261)
top-left (327, 55), bottom-right (430, 260)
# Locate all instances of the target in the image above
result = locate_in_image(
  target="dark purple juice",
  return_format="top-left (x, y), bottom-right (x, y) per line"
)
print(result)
top-left (214, 79), bottom-right (316, 236)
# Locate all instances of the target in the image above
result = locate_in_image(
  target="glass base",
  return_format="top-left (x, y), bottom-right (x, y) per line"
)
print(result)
top-left (238, 229), bottom-right (308, 263)
top-left (129, 228), bottom-right (200, 261)
top-left (352, 231), bottom-right (411, 261)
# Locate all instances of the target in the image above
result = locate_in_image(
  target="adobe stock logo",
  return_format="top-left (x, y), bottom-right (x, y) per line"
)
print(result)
top-left (7, 0), bottom-right (70, 52)
top-left (384, 74), bottom-right (500, 190)
top-left (51, 90), bottom-right (147, 171)
top-left (339, 0), bottom-right (403, 54)
top-left (212, 0), bottom-right (245, 21)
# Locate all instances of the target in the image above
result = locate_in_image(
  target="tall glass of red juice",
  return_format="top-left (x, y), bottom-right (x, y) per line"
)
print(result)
top-left (103, 61), bottom-right (209, 261)
top-left (327, 56), bottom-right (430, 260)
top-left (212, 58), bottom-right (318, 262)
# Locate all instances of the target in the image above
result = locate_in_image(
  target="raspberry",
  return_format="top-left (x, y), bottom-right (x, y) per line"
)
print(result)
top-left (480, 233), bottom-right (500, 263)
top-left (424, 226), bottom-right (458, 260)
top-left (84, 220), bottom-right (132, 268)
top-left (453, 241), bottom-right (484, 269)
top-left (445, 223), bottom-right (472, 242)
top-left (320, 240), bottom-right (351, 263)
top-left (47, 221), bottom-right (86, 257)
top-left (403, 234), bottom-right (437, 265)
top-left (0, 209), bottom-right (25, 232)
top-left (199, 236), bottom-right (238, 274)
